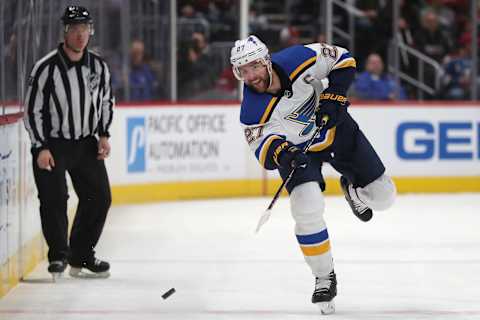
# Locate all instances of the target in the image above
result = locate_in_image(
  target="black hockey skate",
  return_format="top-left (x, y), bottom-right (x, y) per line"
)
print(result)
top-left (69, 257), bottom-right (110, 279)
top-left (48, 260), bottom-right (67, 281)
top-left (312, 271), bottom-right (337, 315)
top-left (340, 176), bottom-right (373, 222)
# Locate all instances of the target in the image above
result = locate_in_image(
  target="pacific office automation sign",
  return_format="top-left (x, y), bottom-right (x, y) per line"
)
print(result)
top-left (127, 114), bottom-right (223, 172)
top-left (123, 107), bottom-right (245, 182)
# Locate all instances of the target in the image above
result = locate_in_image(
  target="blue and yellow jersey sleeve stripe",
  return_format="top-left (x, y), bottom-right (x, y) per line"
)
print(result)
top-left (332, 52), bottom-right (356, 70)
top-left (308, 127), bottom-right (336, 152)
top-left (293, 127), bottom-right (336, 153)
top-left (289, 56), bottom-right (317, 82)
top-left (240, 89), bottom-right (280, 126)
top-left (259, 96), bottom-right (279, 124)
top-left (254, 133), bottom-right (286, 169)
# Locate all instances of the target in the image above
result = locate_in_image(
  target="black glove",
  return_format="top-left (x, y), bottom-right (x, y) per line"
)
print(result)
top-left (315, 102), bottom-right (336, 129)
top-left (276, 145), bottom-right (308, 169)
top-left (315, 93), bottom-right (348, 129)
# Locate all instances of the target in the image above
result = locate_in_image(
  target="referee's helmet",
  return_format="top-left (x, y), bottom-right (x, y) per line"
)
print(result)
top-left (61, 6), bottom-right (94, 35)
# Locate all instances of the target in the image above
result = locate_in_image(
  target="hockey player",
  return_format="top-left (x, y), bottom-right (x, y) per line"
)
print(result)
top-left (230, 35), bottom-right (396, 314)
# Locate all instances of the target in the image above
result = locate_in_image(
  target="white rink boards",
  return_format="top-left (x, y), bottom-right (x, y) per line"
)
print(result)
top-left (0, 193), bottom-right (479, 320)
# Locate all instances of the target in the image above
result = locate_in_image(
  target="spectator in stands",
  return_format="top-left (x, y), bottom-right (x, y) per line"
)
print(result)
top-left (414, 8), bottom-right (454, 99)
top-left (279, 25), bottom-right (301, 49)
top-left (178, 31), bottom-right (221, 99)
top-left (376, 0), bottom-right (421, 66)
top-left (249, 5), bottom-right (268, 34)
top-left (178, 3), bottom-right (210, 42)
top-left (373, 0), bottom-right (421, 99)
top-left (216, 65), bottom-right (237, 95)
top-left (354, 53), bottom-right (407, 100)
top-left (441, 45), bottom-right (472, 100)
top-left (204, 0), bottom-right (237, 41)
top-left (248, 5), bottom-right (277, 47)
top-left (129, 40), bottom-right (157, 101)
top-left (414, 8), bottom-right (453, 63)
top-left (104, 50), bottom-right (124, 101)
top-left (288, 0), bottom-right (321, 26)
top-left (458, 19), bottom-right (480, 49)
top-left (315, 33), bottom-right (327, 44)
top-left (426, 0), bottom-right (457, 39)
top-left (354, 0), bottom-right (383, 71)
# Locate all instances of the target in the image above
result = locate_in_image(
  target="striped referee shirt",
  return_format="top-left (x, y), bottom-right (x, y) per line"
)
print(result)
top-left (24, 43), bottom-right (114, 149)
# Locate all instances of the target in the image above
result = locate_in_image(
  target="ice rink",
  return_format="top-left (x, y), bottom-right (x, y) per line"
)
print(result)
top-left (0, 193), bottom-right (479, 320)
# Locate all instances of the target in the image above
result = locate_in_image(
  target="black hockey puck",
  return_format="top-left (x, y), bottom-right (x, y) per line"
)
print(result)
top-left (162, 287), bottom-right (176, 299)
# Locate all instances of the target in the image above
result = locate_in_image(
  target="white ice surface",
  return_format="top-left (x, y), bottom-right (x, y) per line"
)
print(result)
top-left (1, 193), bottom-right (479, 320)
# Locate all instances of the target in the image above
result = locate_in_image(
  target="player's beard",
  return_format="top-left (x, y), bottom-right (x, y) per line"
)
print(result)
top-left (246, 73), bottom-right (270, 94)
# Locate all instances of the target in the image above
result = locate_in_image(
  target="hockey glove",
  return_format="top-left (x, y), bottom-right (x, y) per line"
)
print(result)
top-left (315, 93), bottom-right (348, 129)
top-left (275, 144), bottom-right (308, 169)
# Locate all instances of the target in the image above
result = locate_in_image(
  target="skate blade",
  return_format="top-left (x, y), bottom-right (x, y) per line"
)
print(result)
top-left (69, 267), bottom-right (110, 279)
top-left (315, 300), bottom-right (335, 315)
top-left (51, 272), bottom-right (64, 282)
top-left (356, 210), bottom-right (373, 222)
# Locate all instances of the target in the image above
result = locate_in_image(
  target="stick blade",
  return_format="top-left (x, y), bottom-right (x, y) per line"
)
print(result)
top-left (255, 209), bottom-right (272, 234)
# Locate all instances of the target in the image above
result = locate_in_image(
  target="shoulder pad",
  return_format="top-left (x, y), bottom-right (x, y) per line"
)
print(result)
top-left (332, 51), bottom-right (356, 70)
top-left (272, 45), bottom-right (317, 81)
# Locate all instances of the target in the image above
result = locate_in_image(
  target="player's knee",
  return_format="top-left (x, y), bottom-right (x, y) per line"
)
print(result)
top-left (366, 174), bottom-right (396, 211)
top-left (290, 182), bottom-right (325, 227)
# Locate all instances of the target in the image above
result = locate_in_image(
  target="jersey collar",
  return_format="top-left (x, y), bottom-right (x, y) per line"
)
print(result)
top-left (271, 62), bottom-right (293, 98)
top-left (58, 43), bottom-right (90, 69)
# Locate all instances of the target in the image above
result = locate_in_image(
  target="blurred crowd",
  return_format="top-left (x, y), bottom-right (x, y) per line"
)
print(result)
top-left (169, 0), bottom-right (478, 101)
top-left (347, 0), bottom-right (478, 100)
top-left (1, 0), bottom-right (478, 103)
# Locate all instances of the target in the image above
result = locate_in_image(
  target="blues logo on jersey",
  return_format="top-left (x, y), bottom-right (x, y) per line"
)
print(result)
top-left (284, 92), bottom-right (317, 137)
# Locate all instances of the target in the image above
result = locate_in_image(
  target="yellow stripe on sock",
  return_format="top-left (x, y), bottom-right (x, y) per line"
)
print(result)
top-left (300, 240), bottom-right (331, 256)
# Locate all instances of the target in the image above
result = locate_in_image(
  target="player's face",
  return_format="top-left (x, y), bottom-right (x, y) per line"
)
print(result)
top-left (64, 23), bottom-right (91, 53)
top-left (239, 60), bottom-right (270, 93)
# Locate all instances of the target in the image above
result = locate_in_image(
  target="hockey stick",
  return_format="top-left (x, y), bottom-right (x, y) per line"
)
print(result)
top-left (255, 116), bottom-right (328, 233)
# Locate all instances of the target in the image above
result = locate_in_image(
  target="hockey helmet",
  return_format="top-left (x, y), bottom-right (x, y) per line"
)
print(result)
top-left (61, 6), bottom-right (94, 35)
top-left (230, 35), bottom-right (271, 81)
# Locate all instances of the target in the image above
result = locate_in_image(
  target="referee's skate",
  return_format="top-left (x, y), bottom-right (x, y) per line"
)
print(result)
top-left (47, 260), bottom-right (67, 282)
top-left (69, 258), bottom-right (110, 279)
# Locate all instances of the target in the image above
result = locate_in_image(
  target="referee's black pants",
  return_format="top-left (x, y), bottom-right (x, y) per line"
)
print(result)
top-left (32, 136), bottom-right (111, 264)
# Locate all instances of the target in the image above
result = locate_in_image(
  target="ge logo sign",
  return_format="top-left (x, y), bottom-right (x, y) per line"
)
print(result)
top-left (396, 122), bottom-right (478, 160)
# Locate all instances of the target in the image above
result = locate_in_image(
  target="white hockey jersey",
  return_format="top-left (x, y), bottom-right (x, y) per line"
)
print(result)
top-left (240, 43), bottom-right (356, 170)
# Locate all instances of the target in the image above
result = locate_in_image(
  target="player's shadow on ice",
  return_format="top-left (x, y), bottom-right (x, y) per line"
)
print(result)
top-left (20, 277), bottom-right (81, 283)
top-left (21, 278), bottom-right (57, 284)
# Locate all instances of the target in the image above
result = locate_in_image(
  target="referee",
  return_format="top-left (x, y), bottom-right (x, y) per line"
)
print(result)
top-left (24, 6), bottom-right (114, 279)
